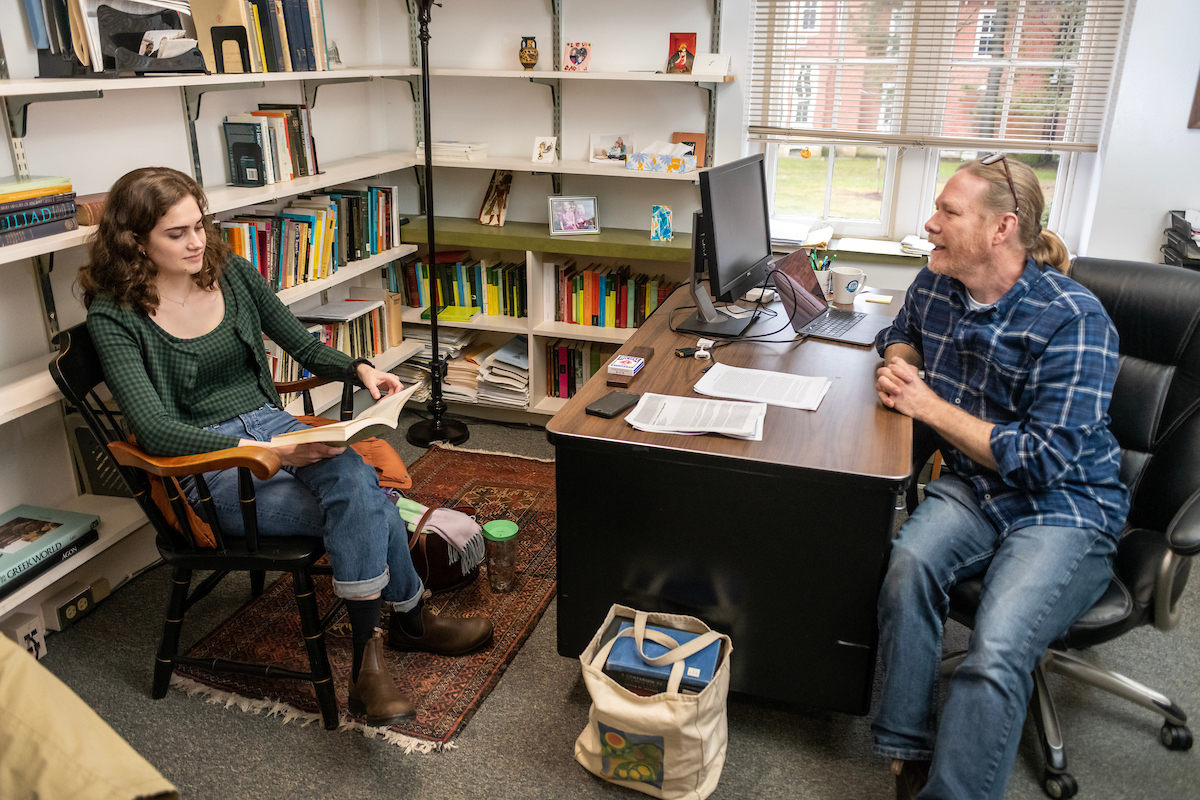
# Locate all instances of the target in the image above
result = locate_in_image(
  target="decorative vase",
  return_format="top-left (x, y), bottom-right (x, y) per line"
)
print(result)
top-left (519, 36), bottom-right (538, 71)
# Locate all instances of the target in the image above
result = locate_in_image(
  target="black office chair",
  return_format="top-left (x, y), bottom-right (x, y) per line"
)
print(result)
top-left (924, 258), bottom-right (1198, 799)
top-left (49, 323), bottom-right (357, 730)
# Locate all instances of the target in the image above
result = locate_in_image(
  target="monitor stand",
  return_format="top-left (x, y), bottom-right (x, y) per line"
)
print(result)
top-left (676, 237), bottom-right (753, 338)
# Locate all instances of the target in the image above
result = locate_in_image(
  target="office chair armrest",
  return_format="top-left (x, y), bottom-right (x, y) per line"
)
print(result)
top-left (107, 441), bottom-right (282, 480)
top-left (1165, 488), bottom-right (1200, 557)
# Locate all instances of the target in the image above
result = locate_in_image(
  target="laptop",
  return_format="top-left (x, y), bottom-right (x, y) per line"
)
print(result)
top-left (771, 250), bottom-right (894, 346)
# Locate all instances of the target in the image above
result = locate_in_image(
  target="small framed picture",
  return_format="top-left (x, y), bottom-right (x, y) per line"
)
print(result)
top-left (671, 131), bottom-right (707, 167)
top-left (589, 133), bottom-right (632, 164)
top-left (533, 136), bottom-right (557, 163)
top-left (666, 32), bottom-right (697, 74)
top-left (549, 196), bottom-right (600, 236)
top-left (564, 42), bottom-right (591, 72)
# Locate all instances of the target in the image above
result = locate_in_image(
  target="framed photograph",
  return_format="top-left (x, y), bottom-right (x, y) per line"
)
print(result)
top-left (666, 32), bottom-right (697, 74)
top-left (549, 196), bottom-right (600, 236)
top-left (564, 42), bottom-right (591, 72)
top-left (671, 131), bottom-right (708, 167)
top-left (589, 133), bottom-right (632, 164)
top-left (533, 136), bottom-right (557, 163)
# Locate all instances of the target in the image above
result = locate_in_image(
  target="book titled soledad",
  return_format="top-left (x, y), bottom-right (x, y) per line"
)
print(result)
top-left (604, 620), bottom-right (722, 694)
top-left (269, 382), bottom-right (421, 447)
top-left (0, 505), bottom-right (101, 595)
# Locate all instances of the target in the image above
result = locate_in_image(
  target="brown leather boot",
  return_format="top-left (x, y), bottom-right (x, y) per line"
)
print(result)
top-left (347, 628), bottom-right (415, 726)
top-left (891, 758), bottom-right (931, 800)
top-left (387, 605), bottom-right (493, 656)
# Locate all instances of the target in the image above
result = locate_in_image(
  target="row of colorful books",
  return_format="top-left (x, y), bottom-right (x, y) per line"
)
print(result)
top-left (223, 104), bottom-right (320, 187)
top-left (192, 0), bottom-right (338, 75)
top-left (220, 185), bottom-right (399, 289)
top-left (0, 505), bottom-right (100, 601)
top-left (0, 175), bottom-right (80, 247)
top-left (554, 263), bottom-right (679, 329)
top-left (386, 251), bottom-right (529, 320)
top-left (545, 339), bottom-right (620, 400)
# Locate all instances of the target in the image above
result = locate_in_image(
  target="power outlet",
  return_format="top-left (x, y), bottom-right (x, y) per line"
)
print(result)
top-left (42, 578), bottom-right (110, 632)
top-left (1, 612), bottom-right (47, 660)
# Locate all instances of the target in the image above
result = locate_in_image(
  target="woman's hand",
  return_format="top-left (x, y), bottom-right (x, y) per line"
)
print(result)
top-left (241, 438), bottom-right (345, 466)
top-left (357, 363), bottom-right (403, 400)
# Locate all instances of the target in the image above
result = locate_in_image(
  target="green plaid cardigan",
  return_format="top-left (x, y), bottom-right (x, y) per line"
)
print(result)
top-left (87, 255), bottom-right (359, 456)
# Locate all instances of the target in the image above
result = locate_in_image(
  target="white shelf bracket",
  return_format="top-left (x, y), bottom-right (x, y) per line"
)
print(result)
top-left (301, 76), bottom-right (371, 109)
top-left (180, 82), bottom-right (264, 185)
top-left (4, 91), bottom-right (103, 180)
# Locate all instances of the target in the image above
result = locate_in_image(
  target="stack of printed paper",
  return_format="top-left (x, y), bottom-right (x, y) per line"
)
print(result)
top-left (625, 394), bottom-right (766, 441)
top-left (405, 327), bottom-right (478, 361)
top-left (477, 336), bottom-right (529, 408)
top-left (693, 363), bottom-right (831, 411)
top-left (417, 141), bottom-right (489, 161)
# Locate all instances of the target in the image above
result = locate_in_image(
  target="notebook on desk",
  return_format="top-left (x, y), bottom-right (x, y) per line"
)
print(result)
top-left (771, 251), bottom-right (894, 346)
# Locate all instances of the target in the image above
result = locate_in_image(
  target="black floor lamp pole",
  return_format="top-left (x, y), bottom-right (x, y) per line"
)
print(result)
top-left (407, 0), bottom-right (468, 447)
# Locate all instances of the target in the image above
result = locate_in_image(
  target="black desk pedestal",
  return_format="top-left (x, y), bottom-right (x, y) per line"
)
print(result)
top-left (552, 436), bottom-right (903, 715)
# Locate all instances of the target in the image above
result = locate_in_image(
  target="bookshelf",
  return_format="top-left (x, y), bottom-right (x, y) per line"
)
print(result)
top-left (399, 216), bottom-right (693, 416)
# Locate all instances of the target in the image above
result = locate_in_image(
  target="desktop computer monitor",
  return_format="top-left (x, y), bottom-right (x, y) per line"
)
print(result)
top-left (677, 154), bottom-right (774, 337)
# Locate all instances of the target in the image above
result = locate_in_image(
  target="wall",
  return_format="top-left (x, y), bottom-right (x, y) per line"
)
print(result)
top-left (1078, 0), bottom-right (1200, 262)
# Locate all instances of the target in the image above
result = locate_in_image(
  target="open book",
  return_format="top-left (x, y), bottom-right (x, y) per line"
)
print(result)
top-left (269, 383), bottom-right (420, 446)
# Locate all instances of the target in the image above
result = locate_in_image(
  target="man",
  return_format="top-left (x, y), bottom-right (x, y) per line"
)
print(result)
top-left (871, 157), bottom-right (1129, 800)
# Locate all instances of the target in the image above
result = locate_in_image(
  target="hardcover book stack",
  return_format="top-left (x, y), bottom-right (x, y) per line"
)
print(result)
top-left (221, 183), bottom-right (398, 289)
top-left (0, 175), bottom-right (79, 247)
top-left (551, 261), bottom-right (678, 329)
top-left (222, 103), bottom-right (320, 188)
top-left (545, 340), bottom-right (618, 400)
top-left (389, 251), bottom-right (528, 320)
top-left (0, 506), bottom-right (100, 600)
top-left (602, 620), bottom-right (723, 696)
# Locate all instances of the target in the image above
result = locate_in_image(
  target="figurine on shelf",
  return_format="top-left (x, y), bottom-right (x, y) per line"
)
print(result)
top-left (519, 36), bottom-right (538, 71)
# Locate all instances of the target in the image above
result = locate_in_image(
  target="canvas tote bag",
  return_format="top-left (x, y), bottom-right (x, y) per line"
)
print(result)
top-left (575, 604), bottom-right (732, 800)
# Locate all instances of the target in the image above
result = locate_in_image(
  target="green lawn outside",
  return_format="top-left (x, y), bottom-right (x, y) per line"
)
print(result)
top-left (774, 152), bottom-right (1058, 225)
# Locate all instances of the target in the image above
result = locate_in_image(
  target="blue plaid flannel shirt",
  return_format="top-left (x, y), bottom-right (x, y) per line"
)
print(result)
top-left (876, 258), bottom-right (1129, 537)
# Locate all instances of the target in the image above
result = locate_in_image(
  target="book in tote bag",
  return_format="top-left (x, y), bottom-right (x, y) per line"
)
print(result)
top-left (576, 605), bottom-right (732, 800)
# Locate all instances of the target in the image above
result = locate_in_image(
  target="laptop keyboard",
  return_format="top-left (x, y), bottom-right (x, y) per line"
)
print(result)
top-left (804, 309), bottom-right (866, 337)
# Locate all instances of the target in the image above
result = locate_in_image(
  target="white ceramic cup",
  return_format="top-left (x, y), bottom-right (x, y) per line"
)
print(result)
top-left (831, 267), bottom-right (867, 304)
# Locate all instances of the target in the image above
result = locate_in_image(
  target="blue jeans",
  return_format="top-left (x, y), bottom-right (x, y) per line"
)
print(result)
top-left (180, 404), bottom-right (423, 608)
top-left (872, 475), bottom-right (1116, 800)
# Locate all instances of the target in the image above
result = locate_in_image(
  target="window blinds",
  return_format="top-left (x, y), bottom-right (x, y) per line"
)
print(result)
top-left (748, 0), bottom-right (1129, 152)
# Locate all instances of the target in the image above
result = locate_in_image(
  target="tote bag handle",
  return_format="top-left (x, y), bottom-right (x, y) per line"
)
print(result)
top-left (590, 611), bottom-right (723, 694)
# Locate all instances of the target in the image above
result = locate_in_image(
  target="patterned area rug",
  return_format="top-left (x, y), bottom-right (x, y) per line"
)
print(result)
top-left (171, 446), bottom-right (556, 751)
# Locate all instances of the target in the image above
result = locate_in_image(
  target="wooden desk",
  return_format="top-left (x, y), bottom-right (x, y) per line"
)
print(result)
top-left (545, 287), bottom-right (911, 714)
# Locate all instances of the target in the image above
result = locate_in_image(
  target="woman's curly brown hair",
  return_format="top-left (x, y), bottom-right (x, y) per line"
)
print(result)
top-left (78, 167), bottom-right (231, 313)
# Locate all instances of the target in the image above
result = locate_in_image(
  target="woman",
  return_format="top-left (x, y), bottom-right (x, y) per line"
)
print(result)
top-left (78, 167), bottom-right (492, 727)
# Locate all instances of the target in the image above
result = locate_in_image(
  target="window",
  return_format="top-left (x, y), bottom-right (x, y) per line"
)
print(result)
top-left (976, 10), bottom-right (999, 57)
top-left (799, 0), bottom-right (818, 31)
top-left (793, 65), bottom-right (815, 125)
top-left (750, 1), bottom-right (1128, 240)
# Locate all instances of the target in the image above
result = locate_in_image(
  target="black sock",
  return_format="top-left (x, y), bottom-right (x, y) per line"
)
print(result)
top-left (397, 599), bottom-right (424, 637)
top-left (346, 598), bottom-right (381, 682)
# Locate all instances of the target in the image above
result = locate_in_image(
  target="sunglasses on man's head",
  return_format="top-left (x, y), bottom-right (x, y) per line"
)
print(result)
top-left (981, 153), bottom-right (1020, 216)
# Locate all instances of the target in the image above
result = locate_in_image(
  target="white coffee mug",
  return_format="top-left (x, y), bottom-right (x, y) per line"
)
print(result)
top-left (831, 267), bottom-right (866, 304)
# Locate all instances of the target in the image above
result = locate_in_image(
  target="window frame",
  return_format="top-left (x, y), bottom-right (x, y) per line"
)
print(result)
top-left (765, 142), bottom-right (900, 239)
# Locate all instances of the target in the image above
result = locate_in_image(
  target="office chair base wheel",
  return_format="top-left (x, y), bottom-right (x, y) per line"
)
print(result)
top-left (1160, 723), bottom-right (1193, 750)
top-left (1042, 770), bottom-right (1078, 799)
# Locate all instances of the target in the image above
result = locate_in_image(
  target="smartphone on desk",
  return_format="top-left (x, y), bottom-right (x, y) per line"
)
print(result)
top-left (585, 390), bottom-right (640, 419)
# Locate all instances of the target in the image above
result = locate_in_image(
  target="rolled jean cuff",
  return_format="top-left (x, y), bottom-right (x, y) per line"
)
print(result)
top-left (875, 744), bottom-right (935, 761)
top-left (332, 567), bottom-right (390, 599)
top-left (383, 582), bottom-right (426, 614)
